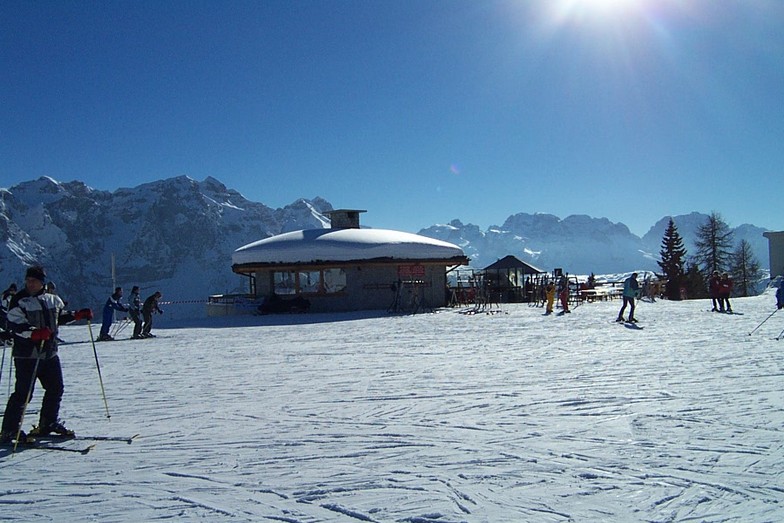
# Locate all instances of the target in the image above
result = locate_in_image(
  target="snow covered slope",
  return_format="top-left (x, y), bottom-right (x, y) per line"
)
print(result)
top-left (1, 291), bottom-right (782, 521)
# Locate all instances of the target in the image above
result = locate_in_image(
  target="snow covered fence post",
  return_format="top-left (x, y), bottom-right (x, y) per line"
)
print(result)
top-left (87, 320), bottom-right (111, 419)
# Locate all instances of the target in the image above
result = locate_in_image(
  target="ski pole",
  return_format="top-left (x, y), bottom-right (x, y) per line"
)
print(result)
top-left (776, 326), bottom-right (784, 341)
top-left (13, 344), bottom-right (43, 453)
top-left (87, 321), bottom-right (111, 418)
top-left (111, 318), bottom-right (130, 338)
top-left (748, 308), bottom-right (779, 336)
top-left (0, 341), bottom-right (6, 394)
top-left (6, 347), bottom-right (11, 397)
top-left (117, 319), bottom-right (129, 337)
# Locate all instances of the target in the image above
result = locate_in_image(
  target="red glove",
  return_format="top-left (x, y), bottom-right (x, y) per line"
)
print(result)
top-left (31, 328), bottom-right (53, 342)
top-left (74, 308), bottom-right (93, 321)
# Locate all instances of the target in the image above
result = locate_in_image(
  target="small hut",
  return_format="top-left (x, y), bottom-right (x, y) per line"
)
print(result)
top-left (483, 255), bottom-right (544, 302)
top-left (763, 231), bottom-right (784, 280)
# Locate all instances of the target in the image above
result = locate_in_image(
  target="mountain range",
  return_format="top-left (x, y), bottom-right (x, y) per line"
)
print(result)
top-left (422, 212), bottom-right (770, 276)
top-left (0, 176), bottom-right (770, 318)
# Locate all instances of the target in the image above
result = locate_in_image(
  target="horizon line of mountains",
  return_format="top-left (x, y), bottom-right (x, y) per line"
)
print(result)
top-left (0, 175), bottom-right (771, 318)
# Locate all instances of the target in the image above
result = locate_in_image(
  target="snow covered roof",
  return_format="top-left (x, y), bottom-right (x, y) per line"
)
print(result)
top-left (232, 228), bottom-right (468, 267)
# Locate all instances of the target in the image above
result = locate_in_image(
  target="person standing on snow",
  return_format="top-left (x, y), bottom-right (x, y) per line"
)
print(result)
top-left (718, 273), bottom-right (733, 313)
top-left (617, 273), bottom-right (640, 323)
top-left (1, 283), bottom-right (17, 331)
top-left (98, 287), bottom-right (128, 341)
top-left (0, 265), bottom-right (93, 445)
top-left (141, 291), bottom-right (163, 338)
top-left (709, 271), bottom-right (722, 312)
top-left (544, 280), bottom-right (556, 315)
top-left (557, 275), bottom-right (571, 314)
top-left (777, 279), bottom-right (784, 309)
top-left (128, 286), bottom-right (143, 339)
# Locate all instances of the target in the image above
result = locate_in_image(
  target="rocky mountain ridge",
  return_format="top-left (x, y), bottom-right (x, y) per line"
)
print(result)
top-left (0, 176), bottom-right (770, 318)
top-left (421, 212), bottom-right (769, 276)
top-left (1, 176), bottom-right (333, 318)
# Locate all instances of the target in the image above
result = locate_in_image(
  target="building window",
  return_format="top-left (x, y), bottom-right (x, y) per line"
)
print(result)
top-left (272, 268), bottom-right (347, 295)
top-left (298, 271), bottom-right (321, 293)
top-left (273, 271), bottom-right (297, 295)
top-left (322, 268), bottom-right (347, 293)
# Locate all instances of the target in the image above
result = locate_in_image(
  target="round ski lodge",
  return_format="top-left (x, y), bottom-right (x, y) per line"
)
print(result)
top-left (227, 210), bottom-right (469, 314)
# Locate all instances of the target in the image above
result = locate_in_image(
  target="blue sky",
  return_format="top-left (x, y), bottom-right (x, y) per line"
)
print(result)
top-left (2, 0), bottom-right (782, 236)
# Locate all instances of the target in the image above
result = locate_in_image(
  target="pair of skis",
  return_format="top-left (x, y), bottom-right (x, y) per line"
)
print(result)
top-left (2, 433), bottom-right (139, 455)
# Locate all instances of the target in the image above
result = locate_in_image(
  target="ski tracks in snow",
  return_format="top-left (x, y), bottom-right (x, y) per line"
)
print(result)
top-left (1, 295), bottom-right (783, 521)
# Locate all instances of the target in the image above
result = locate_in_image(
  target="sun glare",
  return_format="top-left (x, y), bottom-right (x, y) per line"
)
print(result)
top-left (553, 0), bottom-right (644, 22)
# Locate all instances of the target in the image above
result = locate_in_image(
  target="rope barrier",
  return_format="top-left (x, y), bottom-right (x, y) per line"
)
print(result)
top-left (157, 300), bottom-right (210, 305)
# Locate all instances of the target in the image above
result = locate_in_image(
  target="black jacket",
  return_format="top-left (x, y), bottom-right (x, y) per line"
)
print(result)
top-left (6, 288), bottom-right (75, 359)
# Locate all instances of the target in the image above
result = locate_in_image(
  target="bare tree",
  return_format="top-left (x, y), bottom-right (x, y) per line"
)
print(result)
top-left (730, 239), bottom-right (762, 297)
top-left (693, 212), bottom-right (734, 276)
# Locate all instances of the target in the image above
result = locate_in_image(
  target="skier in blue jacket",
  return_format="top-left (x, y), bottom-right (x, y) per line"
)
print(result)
top-left (99, 287), bottom-right (128, 341)
top-left (616, 273), bottom-right (640, 323)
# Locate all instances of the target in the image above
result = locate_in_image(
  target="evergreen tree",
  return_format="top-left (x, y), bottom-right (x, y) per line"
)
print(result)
top-left (730, 239), bottom-right (762, 297)
top-left (693, 212), bottom-right (734, 276)
top-left (683, 262), bottom-right (708, 299)
top-left (657, 218), bottom-right (687, 300)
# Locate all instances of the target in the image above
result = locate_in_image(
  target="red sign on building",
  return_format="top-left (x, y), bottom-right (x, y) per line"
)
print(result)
top-left (398, 264), bottom-right (426, 278)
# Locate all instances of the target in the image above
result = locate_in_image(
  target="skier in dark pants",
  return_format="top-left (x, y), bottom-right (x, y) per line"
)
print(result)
top-left (709, 271), bottom-right (722, 312)
top-left (777, 280), bottom-right (784, 309)
top-left (128, 286), bottom-right (143, 339)
top-left (617, 272), bottom-right (640, 323)
top-left (141, 291), bottom-right (163, 338)
top-left (718, 273), bottom-right (733, 313)
top-left (0, 266), bottom-right (93, 445)
top-left (99, 287), bottom-right (128, 341)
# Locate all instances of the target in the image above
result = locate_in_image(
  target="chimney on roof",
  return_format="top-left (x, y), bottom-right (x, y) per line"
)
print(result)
top-left (326, 209), bottom-right (366, 229)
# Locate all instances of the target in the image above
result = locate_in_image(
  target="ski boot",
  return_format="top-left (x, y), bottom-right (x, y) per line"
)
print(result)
top-left (0, 430), bottom-right (35, 445)
top-left (30, 420), bottom-right (75, 438)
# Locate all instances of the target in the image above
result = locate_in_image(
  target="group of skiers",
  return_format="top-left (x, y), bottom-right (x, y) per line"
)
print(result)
top-left (98, 286), bottom-right (163, 341)
top-left (708, 271), bottom-right (734, 313)
top-left (543, 275), bottom-right (572, 315)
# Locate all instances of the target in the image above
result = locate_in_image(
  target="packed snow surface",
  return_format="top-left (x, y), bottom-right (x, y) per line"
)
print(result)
top-left (232, 228), bottom-right (466, 265)
top-left (1, 291), bottom-right (783, 522)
